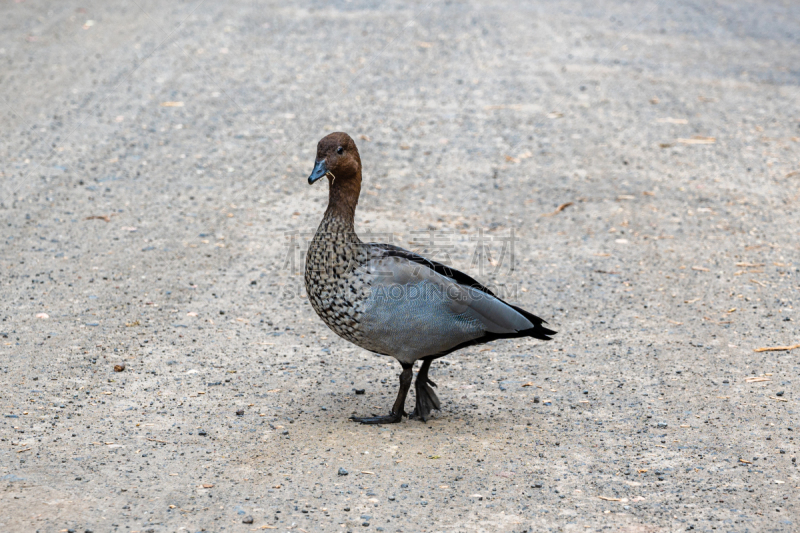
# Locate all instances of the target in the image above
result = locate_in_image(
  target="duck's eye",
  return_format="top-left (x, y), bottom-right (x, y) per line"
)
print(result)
top-left (336, 146), bottom-right (344, 155)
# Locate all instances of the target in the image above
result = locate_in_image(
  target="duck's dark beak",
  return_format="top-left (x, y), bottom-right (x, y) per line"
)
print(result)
top-left (308, 160), bottom-right (327, 185)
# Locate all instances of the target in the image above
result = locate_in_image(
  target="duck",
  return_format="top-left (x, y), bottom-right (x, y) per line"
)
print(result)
top-left (304, 132), bottom-right (555, 424)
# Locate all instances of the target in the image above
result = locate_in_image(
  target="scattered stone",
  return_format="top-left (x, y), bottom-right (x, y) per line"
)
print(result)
top-left (242, 515), bottom-right (254, 524)
top-left (776, 391), bottom-right (784, 397)
top-left (113, 363), bottom-right (125, 372)
top-left (343, 506), bottom-right (350, 511)
top-left (338, 467), bottom-right (348, 476)
top-left (533, 396), bottom-right (540, 403)
top-left (198, 429), bottom-right (207, 436)
top-left (236, 409), bottom-right (244, 416)
top-left (354, 389), bottom-right (365, 395)
top-left (657, 422), bottom-right (668, 429)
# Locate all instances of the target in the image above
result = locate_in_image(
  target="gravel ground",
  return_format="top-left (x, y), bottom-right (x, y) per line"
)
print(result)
top-left (1, 1), bottom-right (799, 532)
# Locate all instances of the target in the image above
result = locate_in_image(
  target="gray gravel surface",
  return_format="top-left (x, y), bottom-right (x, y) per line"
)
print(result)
top-left (2, 1), bottom-right (799, 532)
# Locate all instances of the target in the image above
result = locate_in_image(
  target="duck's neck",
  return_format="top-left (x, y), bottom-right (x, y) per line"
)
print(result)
top-left (321, 174), bottom-right (361, 235)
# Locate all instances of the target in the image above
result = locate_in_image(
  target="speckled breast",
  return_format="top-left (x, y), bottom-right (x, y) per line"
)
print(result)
top-left (304, 224), bottom-right (373, 349)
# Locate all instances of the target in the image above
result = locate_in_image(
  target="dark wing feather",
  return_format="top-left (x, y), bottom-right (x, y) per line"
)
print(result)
top-left (371, 243), bottom-right (496, 296)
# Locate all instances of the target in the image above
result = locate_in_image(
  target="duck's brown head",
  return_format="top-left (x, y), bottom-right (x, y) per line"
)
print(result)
top-left (308, 132), bottom-right (363, 218)
top-left (308, 132), bottom-right (362, 187)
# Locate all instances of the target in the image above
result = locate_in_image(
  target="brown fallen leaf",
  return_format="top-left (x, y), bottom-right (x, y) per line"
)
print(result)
top-left (541, 202), bottom-right (574, 217)
top-left (202, 483), bottom-right (214, 488)
top-left (598, 496), bottom-right (621, 501)
top-left (739, 458), bottom-right (752, 464)
top-left (754, 344), bottom-right (800, 353)
top-left (785, 170), bottom-right (800, 178)
top-left (85, 215), bottom-right (111, 222)
top-left (114, 363), bottom-right (126, 372)
top-left (677, 136), bottom-right (716, 145)
top-left (521, 382), bottom-right (534, 387)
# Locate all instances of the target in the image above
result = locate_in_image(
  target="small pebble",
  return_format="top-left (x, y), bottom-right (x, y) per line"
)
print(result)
top-left (113, 363), bottom-right (125, 372)
top-left (338, 467), bottom-right (349, 476)
top-left (533, 396), bottom-right (540, 403)
top-left (242, 515), bottom-right (254, 524)
top-left (198, 429), bottom-right (207, 436)
top-left (236, 409), bottom-right (244, 416)
top-left (354, 389), bottom-right (365, 395)
top-left (776, 391), bottom-right (784, 397)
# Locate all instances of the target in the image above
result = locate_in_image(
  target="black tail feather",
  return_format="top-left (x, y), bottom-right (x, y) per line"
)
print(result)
top-left (509, 304), bottom-right (557, 340)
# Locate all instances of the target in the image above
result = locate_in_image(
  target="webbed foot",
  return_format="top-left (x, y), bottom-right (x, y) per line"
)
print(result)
top-left (350, 412), bottom-right (403, 425)
top-left (410, 375), bottom-right (441, 422)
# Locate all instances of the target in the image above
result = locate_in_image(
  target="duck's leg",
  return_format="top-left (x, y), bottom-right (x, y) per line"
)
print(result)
top-left (410, 358), bottom-right (441, 422)
top-left (350, 363), bottom-right (413, 424)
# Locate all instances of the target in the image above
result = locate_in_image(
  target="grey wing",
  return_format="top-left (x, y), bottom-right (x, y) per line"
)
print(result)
top-left (355, 246), bottom-right (547, 363)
